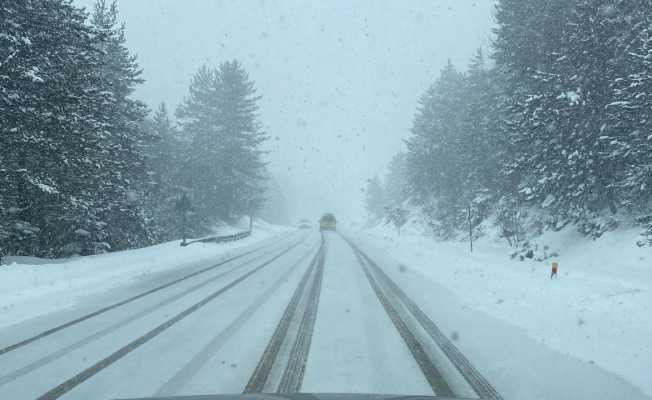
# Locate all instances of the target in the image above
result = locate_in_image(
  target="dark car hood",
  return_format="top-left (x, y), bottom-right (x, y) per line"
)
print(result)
top-left (116, 393), bottom-right (471, 400)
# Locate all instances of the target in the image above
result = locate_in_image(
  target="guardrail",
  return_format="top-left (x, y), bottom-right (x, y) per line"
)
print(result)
top-left (181, 230), bottom-right (251, 246)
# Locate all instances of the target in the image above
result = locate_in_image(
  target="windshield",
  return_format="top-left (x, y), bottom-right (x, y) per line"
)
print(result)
top-left (1, 1), bottom-right (651, 400)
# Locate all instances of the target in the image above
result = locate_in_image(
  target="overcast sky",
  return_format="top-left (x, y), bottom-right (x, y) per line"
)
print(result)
top-left (74, 0), bottom-right (496, 223)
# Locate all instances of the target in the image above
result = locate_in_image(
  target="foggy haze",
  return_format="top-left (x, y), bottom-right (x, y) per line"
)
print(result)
top-left (4, 3), bottom-right (652, 398)
top-left (74, 0), bottom-right (496, 223)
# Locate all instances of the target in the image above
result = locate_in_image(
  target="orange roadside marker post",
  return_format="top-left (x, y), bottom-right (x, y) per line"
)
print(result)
top-left (551, 261), bottom-right (559, 279)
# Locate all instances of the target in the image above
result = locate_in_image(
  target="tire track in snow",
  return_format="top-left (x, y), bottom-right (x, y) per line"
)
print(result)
top-left (0, 232), bottom-right (298, 356)
top-left (153, 239), bottom-right (321, 396)
top-left (344, 235), bottom-right (502, 400)
top-left (244, 234), bottom-right (325, 393)
top-left (0, 240), bottom-right (298, 386)
top-left (276, 237), bottom-right (326, 393)
top-left (351, 246), bottom-right (454, 397)
top-left (34, 237), bottom-right (305, 400)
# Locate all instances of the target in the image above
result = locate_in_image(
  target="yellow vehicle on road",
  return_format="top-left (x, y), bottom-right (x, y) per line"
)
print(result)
top-left (319, 213), bottom-right (336, 231)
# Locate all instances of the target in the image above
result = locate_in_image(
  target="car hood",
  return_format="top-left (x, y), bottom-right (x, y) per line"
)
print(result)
top-left (116, 393), bottom-right (471, 400)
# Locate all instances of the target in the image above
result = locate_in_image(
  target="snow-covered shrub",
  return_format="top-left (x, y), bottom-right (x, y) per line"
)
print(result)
top-left (510, 241), bottom-right (559, 262)
top-left (636, 215), bottom-right (652, 247)
top-left (575, 213), bottom-right (620, 239)
top-left (495, 196), bottom-right (525, 247)
top-left (385, 207), bottom-right (409, 235)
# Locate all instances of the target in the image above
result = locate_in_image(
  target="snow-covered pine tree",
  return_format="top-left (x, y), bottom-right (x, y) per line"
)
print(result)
top-left (405, 61), bottom-right (468, 238)
top-left (141, 102), bottom-right (186, 242)
top-left (148, 103), bottom-right (177, 191)
top-left (385, 207), bottom-right (409, 236)
top-left (608, 0), bottom-right (652, 241)
top-left (217, 60), bottom-right (268, 219)
top-left (0, 0), bottom-right (115, 257)
top-left (460, 48), bottom-right (502, 221)
top-left (388, 0), bottom-right (652, 243)
top-left (384, 152), bottom-right (409, 208)
top-left (177, 61), bottom-right (267, 229)
top-left (88, 0), bottom-right (151, 251)
top-left (554, 0), bottom-right (633, 234)
top-left (176, 66), bottom-right (222, 232)
top-left (494, 0), bottom-right (592, 229)
top-left (493, 0), bottom-right (652, 237)
top-left (365, 175), bottom-right (386, 221)
top-left (0, 0), bottom-right (152, 257)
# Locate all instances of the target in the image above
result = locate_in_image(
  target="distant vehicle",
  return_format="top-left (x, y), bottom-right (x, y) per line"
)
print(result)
top-left (319, 213), bottom-right (337, 231)
top-left (298, 219), bottom-right (312, 229)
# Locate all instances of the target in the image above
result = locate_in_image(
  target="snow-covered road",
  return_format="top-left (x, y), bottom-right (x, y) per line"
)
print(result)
top-left (302, 233), bottom-right (432, 395)
top-left (1, 229), bottom-right (646, 400)
top-left (0, 230), bottom-right (501, 400)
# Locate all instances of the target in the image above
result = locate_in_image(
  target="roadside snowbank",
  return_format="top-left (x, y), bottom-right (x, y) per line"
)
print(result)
top-left (356, 224), bottom-right (652, 397)
top-left (0, 220), bottom-right (291, 330)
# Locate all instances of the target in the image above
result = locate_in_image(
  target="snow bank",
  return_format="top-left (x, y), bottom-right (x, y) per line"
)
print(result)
top-left (0, 220), bottom-right (292, 330)
top-left (356, 224), bottom-right (652, 397)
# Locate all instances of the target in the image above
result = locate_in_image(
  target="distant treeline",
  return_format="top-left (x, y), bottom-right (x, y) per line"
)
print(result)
top-left (0, 0), bottom-right (268, 257)
top-left (367, 0), bottom-right (652, 245)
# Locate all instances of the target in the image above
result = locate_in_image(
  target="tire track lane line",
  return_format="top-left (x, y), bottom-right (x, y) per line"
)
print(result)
top-left (0, 232), bottom-right (301, 356)
top-left (351, 246), bottom-right (454, 397)
top-left (35, 238), bottom-right (304, 400)
top-left (344, 235), bottom-right (502, 400)
top-left (153, 240), bottom-right (321, 396)
top-left (0, 245), bottom-right (283, 386)
top-left (243, 234), bottom-right (325, 394)
top-left (276, 237), bottom-right (327, 393)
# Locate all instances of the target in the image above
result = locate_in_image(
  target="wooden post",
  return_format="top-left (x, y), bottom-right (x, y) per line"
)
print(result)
top-left (181, 210), bottom-right (187, 246)
top-left (468, 205), bottom-right (473, 253)
top-left (176, 193), bottom-right (191, 247)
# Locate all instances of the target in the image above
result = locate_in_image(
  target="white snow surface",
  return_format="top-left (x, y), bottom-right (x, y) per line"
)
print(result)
top-left (1, 218), bottom-right (650, 400)
top-left (0, 220), bottom-right (290, 330)
top-left (303, 234), bottom-right (433, 395)
top-left (353, 223), bottom-right (652, 398)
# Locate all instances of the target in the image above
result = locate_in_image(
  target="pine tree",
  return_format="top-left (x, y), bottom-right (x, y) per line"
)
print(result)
top-left (141, 102), bottom-right (185, 241)
top-left (392, 0), bottom-right (652, 243)
top-left (177, 60), bottom-right (267, 229)
top-left (176, 66), bottom-right (223, 232)
top-left (384, 152), bottom-right (409, 208)
top-left (558, 0), bottom-right (630, 221)
top-left (88, 0), bottom-right (151, 250)
top-left (494, 0), bottom-right (574, 221)
top-left (405, 61), bottom-right (468, 237)
top-left (461, 49), bottom-right (502, 219)
top-left (217, 60), bottom-right (268, 218)
top-left (608, 0), bottom-right (652, 241)
top-left (365, 175), bottom-right (386, 221)
top-left (610, 0), bottom-right (652, 210)
top-left (0, 0), bottom-right (151, 257)
top-left (150, 103), bottom-right (180, 194)
top-left (0, 0), bottom-right (112, 257)
top-left (386, 207), bottom-right (409, 235)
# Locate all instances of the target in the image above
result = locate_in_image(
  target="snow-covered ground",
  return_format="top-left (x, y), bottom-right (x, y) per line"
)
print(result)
top-left (353, 223), bottom-right (652, 398)
top-left (0, 220), bottom-right (290, 330)
top-left (2, 217), bottom-right (649, 399)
